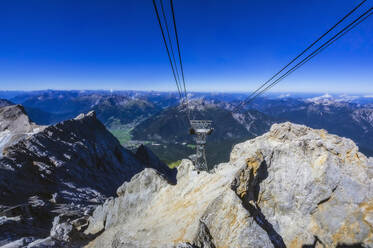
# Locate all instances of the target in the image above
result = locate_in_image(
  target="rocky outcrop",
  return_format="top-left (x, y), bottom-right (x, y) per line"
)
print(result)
top-left (229, 122), bottom-right (373, 247)
top-left (0, 99), bottom-right (13, 108)
top-left (0, 105), bottom-right (44, 156)
top-left (0, 111), bottom-right (144, 205)
top-left (85, 122), bottom-right (373, 248)
top-left (0, 110), bottom-right (174, 246)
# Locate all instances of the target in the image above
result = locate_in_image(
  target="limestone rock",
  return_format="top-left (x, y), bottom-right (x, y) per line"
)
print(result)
top-left (85, 122), bottom-right (373, 248)
top-left (193, 220), bottom-right (216, 248)
top-left (0, 109), bottom-right (174, 246)
top-left (50, 214), bottom-right (88, 242)
top-left (84, 168), bottom-right (170, 236)
top-left (230, 122), bottom-right (373, 247)
top-left (85, 160), bottom-right (273, 248)
top-left (26, 237), bottom-right (58, 248)
top-left (1, 237), bottom-right (35, 248)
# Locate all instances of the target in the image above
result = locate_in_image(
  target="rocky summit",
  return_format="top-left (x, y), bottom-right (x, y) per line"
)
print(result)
top-left (0, 107), bottom-right (174, 247)
top-left (84, 122), bottom-right (373, 248)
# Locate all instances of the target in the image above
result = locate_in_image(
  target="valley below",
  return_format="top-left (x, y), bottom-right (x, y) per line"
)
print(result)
top-left (3, 90), bottom-right (373, 165)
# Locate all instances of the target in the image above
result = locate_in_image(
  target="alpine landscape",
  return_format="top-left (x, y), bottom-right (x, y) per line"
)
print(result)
top-left (1, 0), bottom-right (373, 247)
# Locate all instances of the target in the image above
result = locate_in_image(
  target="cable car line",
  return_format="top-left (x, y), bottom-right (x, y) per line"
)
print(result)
top-left (159, 0), bottom-right (182, 94)
top-left (241, 7), bottom-right (373, 106)
top-left (170, 0), bottom-right (190, 119)
top-left (259, 10), bottom-right (373, 99)
top-left (153, 0), bottom-right (190, 121)
top-left (152, 0), bottom-right (183, 100)
top-left (243, 7), bottom-right (373, 106)
top-left (234, 0), bottom-right (368, 111)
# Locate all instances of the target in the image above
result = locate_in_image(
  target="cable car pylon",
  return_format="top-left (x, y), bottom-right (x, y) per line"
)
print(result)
top-left (189, 119), bottom-right (213, 171)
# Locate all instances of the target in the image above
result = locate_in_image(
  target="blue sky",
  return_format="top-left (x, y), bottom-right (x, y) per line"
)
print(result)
top-left (0, 0), bottom-right (372, 93)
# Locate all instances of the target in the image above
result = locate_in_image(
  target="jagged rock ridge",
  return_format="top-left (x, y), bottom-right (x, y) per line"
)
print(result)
top-left (0, 108), bottom-right (174, 246)
top-left (85, 122), bottom-right (373, 248)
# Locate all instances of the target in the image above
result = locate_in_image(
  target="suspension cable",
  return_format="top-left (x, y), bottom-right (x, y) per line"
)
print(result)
top-left (234, 0), bottom-right (368, 111)
top-left (152, 0), bottom-right (183, 100)
top-left (242, 7), bottom-right (373, 106)
top-left (256, 10), bottom-right (373, 100)
top-left (159, 0), bottom-right (182, 92)
top-left (170, 0), bottom-right (190, 120)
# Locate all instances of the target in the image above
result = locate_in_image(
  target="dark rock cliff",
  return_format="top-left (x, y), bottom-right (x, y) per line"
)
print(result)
top-left (0, 109), bottom-right (174, 246)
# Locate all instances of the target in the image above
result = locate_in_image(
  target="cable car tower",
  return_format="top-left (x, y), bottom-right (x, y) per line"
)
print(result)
top-left (189, 120), bottom-right (213, 171)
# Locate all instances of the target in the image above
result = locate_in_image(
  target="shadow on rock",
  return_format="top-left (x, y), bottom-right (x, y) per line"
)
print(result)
top-left (232, 157), bottom-right (286, 248)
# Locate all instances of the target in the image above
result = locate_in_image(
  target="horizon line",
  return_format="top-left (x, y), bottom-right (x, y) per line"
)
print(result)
top-left (0, 89), bottom-right (372, 95)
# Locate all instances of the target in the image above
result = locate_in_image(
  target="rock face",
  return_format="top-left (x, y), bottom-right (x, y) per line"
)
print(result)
top-left (0, 105), bottom-right (43, 156)
top-left (0, 99), bottom-right (13, 108)
top-left (0, 109), bottom-right (174, 246)
top-left (85, 122), bottom-right (373, 248)
top-left (229, 122), bottom-right (373, 247)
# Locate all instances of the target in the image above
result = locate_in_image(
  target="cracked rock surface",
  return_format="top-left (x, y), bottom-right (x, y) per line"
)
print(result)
top-left (85, 122), bottom-right (373, 248)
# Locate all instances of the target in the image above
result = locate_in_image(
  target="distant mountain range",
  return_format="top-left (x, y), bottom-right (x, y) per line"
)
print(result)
top-left (1, 90), bottom-right (373, 164)
top-left (9, 91), bottom-right (165, 126)
top-left (250, 95), bottom-right (373, 156)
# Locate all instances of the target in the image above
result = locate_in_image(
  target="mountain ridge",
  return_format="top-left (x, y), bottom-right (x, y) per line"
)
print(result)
top-left (0, 107), bottom-right (174, 246)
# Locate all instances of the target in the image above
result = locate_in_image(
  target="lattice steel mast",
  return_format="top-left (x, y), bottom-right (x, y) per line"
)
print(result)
top-left (189, 120), bottom-right (213, 171)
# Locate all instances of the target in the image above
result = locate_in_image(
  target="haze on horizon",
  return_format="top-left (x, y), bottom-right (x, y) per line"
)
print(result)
top-left (0, 0), bottom-right (372, 93)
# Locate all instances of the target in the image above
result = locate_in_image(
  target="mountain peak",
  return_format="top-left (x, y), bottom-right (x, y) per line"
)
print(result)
top-left (74, 110), bottom-right (96, 120)
top-left (269, 121), bottom-right (323, 140)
